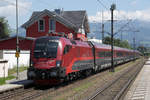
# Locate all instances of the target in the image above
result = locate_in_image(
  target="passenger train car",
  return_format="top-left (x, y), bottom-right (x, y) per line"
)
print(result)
top-left (27, 36), bottom-right (141, 85)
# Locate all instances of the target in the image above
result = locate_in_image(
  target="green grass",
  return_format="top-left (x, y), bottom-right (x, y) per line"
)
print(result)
top-left (0, 65), bottom-right (28, 85)
top-left (0, 78), bottom-right (6, 85)
top-left (0, 75), bottom-right (15, 85)
top-left (8, 65), bottom-right (28, 75)
top-left (73, 82), bottom-right (93, 92)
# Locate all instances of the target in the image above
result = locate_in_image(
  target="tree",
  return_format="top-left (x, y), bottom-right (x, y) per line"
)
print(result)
top-left (103, 36), bottom-right (131, 49)
top-left (120, 40), bottom-right (131, 49)
top-left (0, 17), bottom-right (10, 39)
top-left (137, 46), bottom-right (147, 54)
top-left (103, 36), bottom-right (111, 45)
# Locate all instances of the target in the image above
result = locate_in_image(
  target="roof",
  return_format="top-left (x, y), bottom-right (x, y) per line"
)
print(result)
top-left (22, 9), bottom-right (90, 33)
top-left (0, 36), bottom-right (35, 50)
top-left (61, 11), bottom-right (90, 33)
top-left (0, 36), bottom-right (35, 42)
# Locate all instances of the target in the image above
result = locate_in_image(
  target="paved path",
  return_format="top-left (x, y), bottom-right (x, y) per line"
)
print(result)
top-left (6, 70), bottom-right (27, 83)
top-left (124, 58), bottom-right (150, 100)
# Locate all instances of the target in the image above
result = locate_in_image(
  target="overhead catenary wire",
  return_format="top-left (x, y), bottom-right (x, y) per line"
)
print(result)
top-left (2, 0), bottom-right (34, 13)
top-left (32, 0), bottom-right (57, 11)
top-left (97, 0), bottom-right (110, 10)
top-left (114, 19), bottom-right (133, 35)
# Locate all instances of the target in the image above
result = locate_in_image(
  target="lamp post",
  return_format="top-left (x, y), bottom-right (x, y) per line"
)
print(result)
top-left (110, 4), bottom-right (116, 72)
top-left (101, 10), bottom-right (104, 43)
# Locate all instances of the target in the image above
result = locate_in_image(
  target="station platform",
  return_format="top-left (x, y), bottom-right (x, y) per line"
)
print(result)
top-left (0, 84), bottom-right (23, 93)
top-left (124, 58), bottom-right (150, 100)
top-left (0, 80), bottom-right (33, 93)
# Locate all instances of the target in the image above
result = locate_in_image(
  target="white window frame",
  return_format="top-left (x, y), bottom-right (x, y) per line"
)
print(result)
top-left (49, 19), bottom-right (56, 33)
top-left (38, 19), bottom-right (45, 32)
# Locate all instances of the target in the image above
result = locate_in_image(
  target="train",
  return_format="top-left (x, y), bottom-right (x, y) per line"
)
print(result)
top-left (27, 36), bottom-right (141, 85)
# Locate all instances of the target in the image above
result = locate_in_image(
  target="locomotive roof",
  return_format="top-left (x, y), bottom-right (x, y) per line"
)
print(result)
top-left (35, 36), bottom-right (61, 40)
top-left (35, 36), bottom-right (139, 54)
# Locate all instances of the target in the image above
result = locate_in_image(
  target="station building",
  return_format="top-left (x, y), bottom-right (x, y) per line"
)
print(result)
top-left (0, 9), bottom-right (90, 68)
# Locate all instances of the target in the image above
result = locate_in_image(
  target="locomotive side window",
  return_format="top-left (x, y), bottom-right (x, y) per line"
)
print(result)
top-left (63, 45), bottom-right (72, 55)
top-left (70, 40), bottom-right (76, 45)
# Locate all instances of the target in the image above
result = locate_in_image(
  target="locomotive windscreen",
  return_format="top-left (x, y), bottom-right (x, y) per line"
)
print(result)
top-left (34, 39), bottom-right (59, 58)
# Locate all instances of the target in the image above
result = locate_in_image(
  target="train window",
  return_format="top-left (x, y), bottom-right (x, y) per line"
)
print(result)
top-left (98, 51), bottom-right (111, 57)
top-left (34, 41), bottom-right (58, 58)
top-left (98, 51), bottom-right (105, 57)
top-left (107, 51), bottom-right (111, 57)
top-left (70, 40), bottom-right (76, 45)
top-left (104, 51), bottom-right (111, 57)
top-left (63, 45), bottom-right (72, 55)
top-left (116, 52), bottom-right (123, 57)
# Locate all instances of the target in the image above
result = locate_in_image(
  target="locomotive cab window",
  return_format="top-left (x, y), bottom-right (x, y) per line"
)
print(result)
top-left (34, 39), bottom-right (59, 58)
top-left (63, 45), bottom-right (72, 55)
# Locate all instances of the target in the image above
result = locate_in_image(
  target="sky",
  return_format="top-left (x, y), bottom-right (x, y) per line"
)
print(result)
top-left (0, 0), bottom-right (150, 29)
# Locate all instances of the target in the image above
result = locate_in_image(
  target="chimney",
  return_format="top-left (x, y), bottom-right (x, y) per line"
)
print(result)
top-left (54, 9), bottom-right (61, 14)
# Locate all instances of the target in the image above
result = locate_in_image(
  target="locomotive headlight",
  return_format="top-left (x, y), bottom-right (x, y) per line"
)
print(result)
top-left (56, 60), bottom-right (61, 67)
top-left (30, 60), bottom-right (34, 67)
top-left (28, 71), bottom-right (36, 78)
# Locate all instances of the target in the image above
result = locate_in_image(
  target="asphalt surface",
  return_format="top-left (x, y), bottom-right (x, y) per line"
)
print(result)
top-left (6, 70), bottom-right (27, 83)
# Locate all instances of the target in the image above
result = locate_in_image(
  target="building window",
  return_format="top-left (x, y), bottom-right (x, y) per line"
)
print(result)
top-left (49, 19), bottom-right (56, 32)
top-left (38, 19), bottom-right (45, 31)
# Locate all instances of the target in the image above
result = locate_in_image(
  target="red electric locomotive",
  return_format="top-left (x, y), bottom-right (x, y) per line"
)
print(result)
top-left (27, 36), bottom-right (140, 85)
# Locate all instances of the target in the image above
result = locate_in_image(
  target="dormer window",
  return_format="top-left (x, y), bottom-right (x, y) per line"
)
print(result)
top-left (38, 19), bottom-right (45, 32)
top-left (49, 19), bottom-right (56, 32)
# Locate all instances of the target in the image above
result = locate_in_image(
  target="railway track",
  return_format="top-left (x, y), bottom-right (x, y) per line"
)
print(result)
top-left (0, 87), bottom-right (34, 100)
top-left (0, 86), bottom-right (57, 100)
top-left (0, 59), bottom-right (145, 100)
top-left (18, 87), bottom-right (55, 100)
top-left (0, 82), bottom-right (67, 100)
top-left (87, 58), bottom-right (146, 100)
top-left (4, 86), bottom-right (57, 100)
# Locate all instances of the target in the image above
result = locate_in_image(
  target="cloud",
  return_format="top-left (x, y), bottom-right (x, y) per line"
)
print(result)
top-left (0, 1), bottom-right (9, 7)
top-left (89, 9), bottom-right (150, 22)
top-left (130, 0), bottom-right (138, 6)
top-left (0, 0), bottom-right (32, 17)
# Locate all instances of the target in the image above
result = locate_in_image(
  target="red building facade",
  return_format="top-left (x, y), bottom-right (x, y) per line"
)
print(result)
top-left (26, 15), bottom-right (75, 38)
top-left (22, 9), bottom-right (90, 40)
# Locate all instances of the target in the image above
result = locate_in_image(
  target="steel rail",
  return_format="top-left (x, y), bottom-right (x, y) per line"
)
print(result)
top-left (20, 87), bottom-right (55, 100)
top-left (87, 58), bottom-right (145, 100)
top-left (113, 59), bottom-right (145, 100)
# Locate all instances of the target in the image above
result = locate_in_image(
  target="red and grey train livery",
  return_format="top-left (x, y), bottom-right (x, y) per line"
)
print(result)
top-left (27, 36), bottom-right (141, 85)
